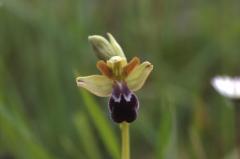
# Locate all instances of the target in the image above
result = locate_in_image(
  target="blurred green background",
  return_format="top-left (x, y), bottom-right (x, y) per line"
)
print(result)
top-left (1, 0), bottom-right (240, 158)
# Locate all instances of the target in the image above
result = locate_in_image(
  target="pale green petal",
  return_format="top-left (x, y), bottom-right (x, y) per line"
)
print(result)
top-left (76, 75), bottom-right (113, 97)
top-left (125, 61), bottom-right (153, 92)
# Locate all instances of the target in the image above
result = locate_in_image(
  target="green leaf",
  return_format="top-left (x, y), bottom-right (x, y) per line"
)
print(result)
top-left (0, 104), bottom-right (55, 159)
top-left (74, 112), bottom-right (102, 159)
top-left (80, 90), bottom-right (120, 159)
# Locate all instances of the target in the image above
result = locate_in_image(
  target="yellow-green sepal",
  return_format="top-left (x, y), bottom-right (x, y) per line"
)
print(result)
top-left (88, 35), bottom-right (114, 60)
top-left (76, 75), bottom-right (113, 97)
top-left (125, 61), bottom-right (153, 92)
top-left (107, 33), bottom-right (126, 59)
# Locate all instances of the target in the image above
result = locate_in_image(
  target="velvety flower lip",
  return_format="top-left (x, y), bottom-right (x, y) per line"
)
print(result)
top-left (109, 82), bottom-right (139, 123)
top-left (76, 33), bottom-right (153, 123)
top-left (111, 82), bottom-right (132, 103)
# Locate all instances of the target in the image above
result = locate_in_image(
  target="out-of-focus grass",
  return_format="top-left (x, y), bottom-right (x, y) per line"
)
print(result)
top-left (74, 112), bottom-right (102, 159)
top-left (1, 0), bottom-right (240, 158)
top-left (80, 90), bottom-right (120, 159)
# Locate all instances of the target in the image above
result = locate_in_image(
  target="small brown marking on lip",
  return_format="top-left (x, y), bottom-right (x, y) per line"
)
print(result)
top-left (78, 79), bottom-right (83, 82)
top-left (76, 78), bottom-right (84, 84)
top-left (145, 63), bottom-right (153, 69)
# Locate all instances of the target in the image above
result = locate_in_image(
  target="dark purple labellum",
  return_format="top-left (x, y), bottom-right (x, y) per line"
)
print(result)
top-left (109, 82), bottom-right (139, 123)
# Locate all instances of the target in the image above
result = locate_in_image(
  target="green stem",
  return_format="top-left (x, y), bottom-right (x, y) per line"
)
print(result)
top-left (233, 100), bottom-right (240, 157)
top-left (120, 122), bottom-right (130, 159)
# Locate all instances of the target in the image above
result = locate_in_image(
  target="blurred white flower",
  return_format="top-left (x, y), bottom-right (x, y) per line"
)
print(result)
top-left (211, 76), bottom-right (240, 99)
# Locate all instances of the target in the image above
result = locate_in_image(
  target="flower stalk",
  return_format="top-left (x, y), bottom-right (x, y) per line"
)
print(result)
top-left (212, 76), bottom-right (240, 157)
top-left (233, 100), bottom-right (240, 157)
top-left (120, 122), bottom-right (130, 159)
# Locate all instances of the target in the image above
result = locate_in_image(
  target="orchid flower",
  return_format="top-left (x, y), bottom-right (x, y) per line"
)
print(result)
top-left (76, 33), bottom-right (153, 123)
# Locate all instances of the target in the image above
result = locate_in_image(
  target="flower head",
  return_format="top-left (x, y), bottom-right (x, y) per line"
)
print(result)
top-left (211, 76), bottom-right (240, 99)
top-left (76, 33), bottom-right (153, 123)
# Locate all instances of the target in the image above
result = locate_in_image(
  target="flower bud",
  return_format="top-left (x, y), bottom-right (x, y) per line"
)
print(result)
top-left (88, 33), bottom-right (126, 60)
